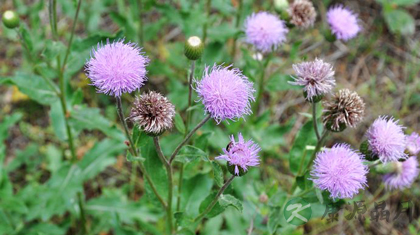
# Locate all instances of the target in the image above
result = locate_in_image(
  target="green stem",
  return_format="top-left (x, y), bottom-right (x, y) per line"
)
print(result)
top-left (202, 0), bottom-right (211, 43)
top-left (49, 0), bottom-right (58, 40)
top-left (153, 137), bottom-right (173, 234)
top-left (138, 0), bottom-right (144, 46)
top-left (169, 115), bottom-right (211, 164)
top-left (312, 102), bottom-right (321, 141)
top-left (177, 61), bottom-right (196, 211)
top-left (61, 0), bottom-right (82, 72)
top-left (116, 97), bottom-right (167, 209)
top-left (194, 175), bottom-right (235, 223)
top-left (77, 192), bottom-right (87, 234)
top-left (230, 0), bottom-right (243, 61)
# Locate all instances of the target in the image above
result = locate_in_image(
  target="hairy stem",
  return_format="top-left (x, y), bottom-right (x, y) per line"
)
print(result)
top-left (253, 56), bottom-right (270, 115)
top-left (194, 175), bottom-right (235, 223)
top-left (153, 137), bottom-right (173, 234)
top-left (177, 60), bottom-right (196, 211)
top-left (169, 115), bottom-right (211, 164)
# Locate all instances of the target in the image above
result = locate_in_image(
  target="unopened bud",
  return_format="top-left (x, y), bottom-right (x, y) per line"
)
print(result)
top-left (2, 10), bottom-right (20, 29)
top-left (184, 36), bottom-right (204, 60)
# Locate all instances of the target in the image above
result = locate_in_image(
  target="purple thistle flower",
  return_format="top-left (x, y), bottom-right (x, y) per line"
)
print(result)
top-left (406, 132), bottom-right (420, 156)
top-left (383, 157), bottom-right (419, 190)
top-left (195, 64), bottom-right (255, 123)
top-left (244, 12), bottom-right (289, 53)
top-left (366, 116), bottom-right (407, 163)
top-left (311, 144), bottom-right (368, 199)
top-left (289, 58), bottom-right (336, 100)
top-left (216, 133), bottom-right (261, 175)
top-left (85, 39), bottom-right (149, 97)
top-left (327, 5), bottom-right (361, 41)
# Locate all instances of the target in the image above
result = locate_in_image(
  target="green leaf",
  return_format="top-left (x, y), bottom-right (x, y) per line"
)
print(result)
top-left (69, 105), bottom-right (125, 141)
top-left (199, 191), bottom-right (225, 218)
top-left (175, 145), bottom-right (208, 163)
top-left (140, 134), bottom-right (169, 203)
top-left (377, 0), bottom-right (420, 6)
top-left (126, 152), bottom-right (145, 162)
top-left (211, 162), bottom-right (224, 187)
top-left (50, 100), bottom-right (67, 142)
top-left (218, 194), bottom-right (243, 212)
top-left (8, 73), bottom-right (58, 105)
top-left (174, 113), bottom-right (186, 134)
top-left (384, 9), bottom-right (415, 36)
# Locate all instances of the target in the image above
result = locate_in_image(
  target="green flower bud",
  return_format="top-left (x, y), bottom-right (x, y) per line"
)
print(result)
top-left (360, 140), bottom-right (378, 161)
top-left (227, 162), bottom-right (247, 177)
top-left (2, 10), bottom-right (20, 29)
top-left (325, 120), bottom-right (347, 132)
top-left (184, 36), bottom-right (204, 60)
top-left (274, 0), bottom-right (289, 12)
top-left (303, 90), bottom-right (323, 103)
top-left (375, 161), bottom-right (401, 174)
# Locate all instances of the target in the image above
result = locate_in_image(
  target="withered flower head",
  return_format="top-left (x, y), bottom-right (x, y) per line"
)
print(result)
top-left (129, 91), bottom-right (175, 135)
top-left (323, 89), bottom-right (365, 132)
top-left (288, 0), bottom-right (317, 28)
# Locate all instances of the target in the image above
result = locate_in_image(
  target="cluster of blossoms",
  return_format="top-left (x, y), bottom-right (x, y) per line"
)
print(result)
top-left (244, 4), bottom-right (361, 53)
top-left (85, 39), bottom-right (261, 177)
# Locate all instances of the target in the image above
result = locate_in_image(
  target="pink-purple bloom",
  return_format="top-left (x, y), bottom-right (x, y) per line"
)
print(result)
top-left (311, 144), bottom-right (368, 199)
top-left (244, 12), bottom-right (289, 53)
top-left (366, 116), bottom-right (407, 163)
top-left (85, 40), bottom-right (149, 97)
top-left (383, 157), bottom-right (419, 190)
top-left (327, 5), bottom-right (361, 41)
top-left (216, 133), bottom-right (261, 175)
top-left (195, 65), bottom-right (255, 123)
top-left (290, 59), bottom-right (336, 100)
top-left (406, 132), bottom-right (420, 156)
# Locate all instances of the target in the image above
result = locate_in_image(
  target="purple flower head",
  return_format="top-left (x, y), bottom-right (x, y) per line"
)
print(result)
top-left (289, 58), bottom-right (336, 100)
top-left (311, 144), bottom-right (368, 199)
top-left (327, 5), bottom-right (361, 41)
top-left (244, 12), bottom-right (289, 53)
top-left (366, 116), bottom-right (407, 163)
top-left (406, 132), bottom-right (420, 156)
top-left (85, 39), bottom-right (149, 97)
top-left (195, 64), bottom-right (255, 123)
top-left (383, 157), bottom-right (419, 190)
top-left (216, 133), bottom-right (261, 175)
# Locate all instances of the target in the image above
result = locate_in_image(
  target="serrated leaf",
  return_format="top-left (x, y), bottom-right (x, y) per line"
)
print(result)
top-left (219, 194), bottom-right (242, 212)
top-left (211, 162), bottom-right (224, 187)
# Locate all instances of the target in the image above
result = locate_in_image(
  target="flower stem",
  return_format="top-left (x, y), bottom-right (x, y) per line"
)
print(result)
top-left (304, 130), bottom-right (329, 175)
top-left (312, 102), bottom-right (321, 141)
top-left (153, 137), bottom-right (173, 234)
top-left (230, 0), bottom-right (243, 61)
top-left (115, 97), bottom-right (167, 209)
top-left (169, 115), bottom-right (211, 164)
top-left (194, 175), bottom-right (235, 223)
top-left (49, 0), bottom-right (77, 163)
top-left (77, 192), bottom-right (88, 234)
top-left (138, 0), bottom-right (144, 46)
top-left (61, 0), bottom-right (82, 72)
